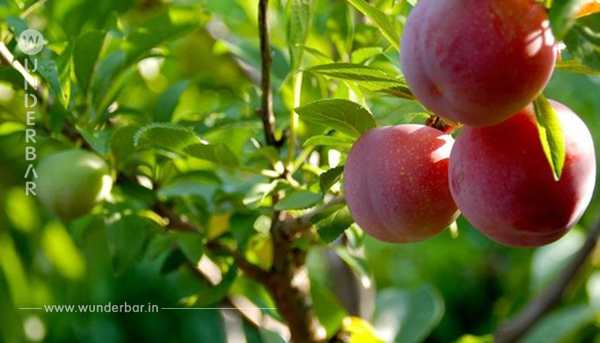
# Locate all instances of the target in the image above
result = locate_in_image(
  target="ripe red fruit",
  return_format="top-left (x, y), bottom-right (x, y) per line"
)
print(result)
top-left (344, 125), bottom-right (459, 243)
top-left (449, 101), bottom-right (596, 247)
top-left (401, 0), bottom-right (557, 127)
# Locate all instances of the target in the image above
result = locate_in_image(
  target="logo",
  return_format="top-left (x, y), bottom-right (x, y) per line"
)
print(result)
top-left (18, 29), bottom-right (44, 55)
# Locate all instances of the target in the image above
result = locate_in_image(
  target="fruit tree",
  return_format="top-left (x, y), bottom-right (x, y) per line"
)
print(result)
top-left (0, 0), bottom-right (600, 343)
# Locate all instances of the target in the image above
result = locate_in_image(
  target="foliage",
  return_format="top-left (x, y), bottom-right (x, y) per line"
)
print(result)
top-left (0, 0), bottom-right (600, 342)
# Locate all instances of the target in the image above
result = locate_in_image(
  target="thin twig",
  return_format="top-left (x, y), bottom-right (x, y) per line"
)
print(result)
top-left (152, 202), bottom-right (198, 232)
top-left (258, 0), bottom-right (277, 147)
top-left (206, 241), bottom-right (271, 283)
top-left (281, 197), bottom-right (346, 239)
top-left (494, 218), bottom-right (600, 343)
top-left (153, 201), bottom-right (270, 283)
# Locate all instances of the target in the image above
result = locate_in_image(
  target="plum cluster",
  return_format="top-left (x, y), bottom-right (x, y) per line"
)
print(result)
top-left (344, 0), bottom-right (596, 247)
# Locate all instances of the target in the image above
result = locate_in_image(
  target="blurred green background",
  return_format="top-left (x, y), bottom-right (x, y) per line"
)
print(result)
top-left (1, 0), bottom-right (599, 342)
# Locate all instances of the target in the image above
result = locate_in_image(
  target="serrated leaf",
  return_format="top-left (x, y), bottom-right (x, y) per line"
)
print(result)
top-left (74, 30), bottom-right (106, 95)
top-left (274, 191), bottom-right (323, 211)
top-left (549, 0), bottom-right (582, 40)
top-left (308, 63), bottom-right (408, 91)
top-left (533, 94), bottom-right (566, 180)
top-left (373, 285), bottom-right (445, 343)
top-left (345, 0), bottom-right (401, 50)
top-left (555, 59), bottom-right (600, 76)
top-left (303, 135), bottom-right (354, 147)
top-left (295, 99), bottom-right (376, 138)
top-left (316, 206), bottom-right (354, 243)
top-left (134, 123), bottom-right (200, 151)
top-left (154, 80), bottom-right (190, 122)
top-left (184, 143), bottom-right (239, 167)
top-left (320, 166), bottom-right (344, 193)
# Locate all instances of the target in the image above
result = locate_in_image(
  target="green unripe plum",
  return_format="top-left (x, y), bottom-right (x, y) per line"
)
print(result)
top-left (37, 150), bottom-right (113, 221)
top-left (344, 125), bottom-right (459, 243)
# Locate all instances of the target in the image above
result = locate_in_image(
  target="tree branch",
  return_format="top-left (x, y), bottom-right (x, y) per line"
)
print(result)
top-left (494, 217), bottom-right (600, 343)
top-left (153, 201), bottom-right (271, 284)
top-left (207, 241), bottom-right (271, 283)
top-left (258, 0), bottom-right (277, 147)
top-left (269, 219), bottom-right (326, 343)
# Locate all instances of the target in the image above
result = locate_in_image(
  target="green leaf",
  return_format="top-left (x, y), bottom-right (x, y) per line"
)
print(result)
top-left (125, 7), bottom-right (201, 64)
top-left (295, 99), bottom-right (376, 138)
top-left (373, 285), bottom-right (445, 343)
top-left (345, 0), bottom-right (401, 50)
top-left (341, 317), bottom-right (386, 343)
top-left (531, 230), bottom-right (584, 292)
top-left (176, 232), bottom-right (205, 263)
top-left (184, 143), bottom-right (239, 167)
top-left (154, 80), bottom-right (190, 122)
top-left (77, 126), bottom-right (114, 156)
top-left (549, 0), bottom-right (581, 40)
top-left (533, 94), bottom-right (566, 180)
top-left (111, 125), bottom-right (140, 165)
top-left (452, 335), bottom-right (493, 343)
top-left (0, 67), bottom-right (24, 87)
top-left (333, 246), bottom-right (372, 288)
top-left (564, 21), bottom-right (600, 72)
top-left (303, 135), bottom-right (354, 148)
top-left (35, 60), bottom-right (65, 108)
top-left (74, 30), bottom-right (106, 95)
top-left (193, 266), bottom-right (238, 307)
top-left (134, 123), bottom-right (200, 151)
top-left (259, 328), bottom-right (288, 343)
top-left (160, 249), bottom-right (187, 275)
top-left (351, 46), bottom-right (384, 64)
top-left (316, 206), bottom-right (354, 244)
top-left (310, 278), bottom-right (348, 339)
top-left (555, 59), bottom-right (600, 77)
top-left (203, 122), bottom-right (261, 155)
top-left (57, 41), bottom-right (74, 107)
top-left (521, 304), bottom-right (598, 343)
top-left (274, 191), bottom-right (323, 211)
top-left (307, 63), bottom-right (409, 91)
top-left (298, 44), bottom-right (334, 63)
top-left (105, 214), bottom-right (149, 275)
top-left (287, 0), bottom-right (313, 70)
top-left (320, 165), bottom-right (344, 193)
